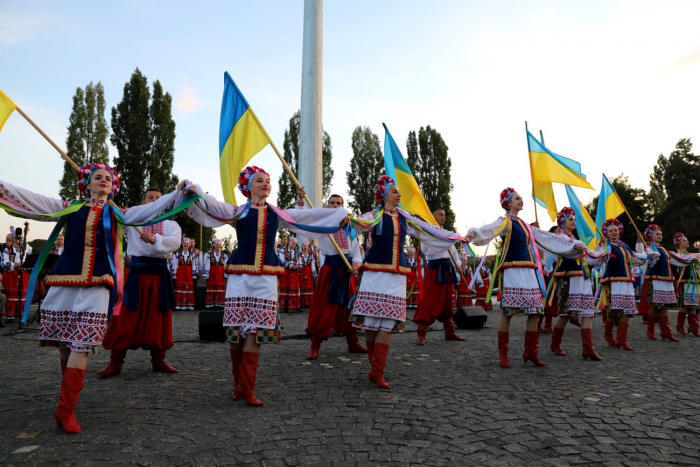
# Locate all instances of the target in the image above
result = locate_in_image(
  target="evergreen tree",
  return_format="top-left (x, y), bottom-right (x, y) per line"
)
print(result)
top-left (406, 126), bottom-right (456, 231)
top-left (648, 154), bottom-right (669, 219)
top-left (58, 82), bottom-right (110, 201)
top-left (586, 174), bottom-right (651, 247)
top-left (149, 80), bottom-right (178, 192)
top-left (346, 126), bottom-right (383, 216)
top-left (277, 110), bottom-right (334, 208)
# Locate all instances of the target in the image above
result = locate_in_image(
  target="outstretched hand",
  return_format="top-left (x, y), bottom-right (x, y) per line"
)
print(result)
top-left (296, 185), bottom-right (306, 199)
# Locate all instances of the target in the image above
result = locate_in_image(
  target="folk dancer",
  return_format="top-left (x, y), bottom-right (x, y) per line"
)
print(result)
top-left (455, 255), bottom-right (473, 307)
top-left (180, 167), bottom-right (348, 406)
top-left (279, 237), bottom-right (302, 312)
top-left (98, 187), bottom-right (182, 376)
top-left (2, 228), bottom-right (28, 321)
top-left (305, 194), bottom-right (366, 360)
top-left (0, 163), bottom-right (190, 433)
top-left (349, 176), bottom-right (464, 388)
top-left (466, 188), bottom-right (584, 368)
top-left (203, 238), bottom-right (228, 308)
top-left (674, 232), bottom-right (700, 336)
top-left (171, 237), bottom-right (198, 310)
top-left (298, 240), bottom-right (316, 307)
top-left (405, 247), bottom-right (421, 309)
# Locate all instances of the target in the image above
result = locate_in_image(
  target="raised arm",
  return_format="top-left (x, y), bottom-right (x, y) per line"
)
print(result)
top-left (279, 206), bottom-right (348, 239)
top-left (122, 187), bottom-right (183, 225)
top-left (532, 227), bottom-right (582, 255)
top-left (0, 179), bottom-right (67, 217)
top-left (180, 183), bottom-right (239, 228)
top-left (467, 217), bottom-right (507, 246)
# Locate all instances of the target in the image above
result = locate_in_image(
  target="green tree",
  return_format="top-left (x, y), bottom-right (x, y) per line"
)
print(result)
top-left (406, 126), bottom-right (456, 232)
top-left (648, 154), bottom-right (669, 219)
top-left (346, 126), bottom-right (384, 216)
top-left (277, 110), bottom-right (334, 208)
top-left (149, 80), bottom-right (178, 193)
top-left (651, 138), bottom-right (700, 248)
top-left (586, 174), bottom-right (651, 247)
top-left (59, 82), bottom-right (110, 201)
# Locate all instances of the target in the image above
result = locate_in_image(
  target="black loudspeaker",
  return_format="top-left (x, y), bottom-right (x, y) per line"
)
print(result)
top-left (198, 311), bottom-right (225, 342)
top-left (195, 286), bottom-right (207, 310)
top-left (453, 306), bottom-right (488, 330)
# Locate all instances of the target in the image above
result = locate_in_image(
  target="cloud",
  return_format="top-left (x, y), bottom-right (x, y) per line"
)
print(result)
top-left (174, 77), bottom-right (203, 117)
top-left (0, 13), bottom-right (46, 46)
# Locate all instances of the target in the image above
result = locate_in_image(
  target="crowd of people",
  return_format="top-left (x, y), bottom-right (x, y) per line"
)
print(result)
top-left (1, 163), bottom-right (699, 435)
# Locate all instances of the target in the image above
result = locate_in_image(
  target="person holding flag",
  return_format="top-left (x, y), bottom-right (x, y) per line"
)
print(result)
top-left (674, 232), bottom-right (700, 336)
top-left (641, 225), bottom-right (697, 342)
top-left (466, 188), bottom-right (585, 369)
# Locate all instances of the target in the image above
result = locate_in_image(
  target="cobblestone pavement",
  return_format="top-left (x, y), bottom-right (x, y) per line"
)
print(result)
top-left (2, 306), bottom-right (700, 466)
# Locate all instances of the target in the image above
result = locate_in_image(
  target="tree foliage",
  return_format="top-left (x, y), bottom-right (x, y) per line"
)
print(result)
top-left (346, 126), bottom-right (384, 216)
top-left (406, 126), bottom-right (456, 231)
top-left (59, 82), bottom-right (110, 201)
top-left (277, 110), bottom-right (333, 208)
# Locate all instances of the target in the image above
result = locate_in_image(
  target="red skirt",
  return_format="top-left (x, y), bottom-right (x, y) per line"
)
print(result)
top-left (205, 264), bottom-right (226, 308)
top-left (279, 269), bottom-right (301, 311)
top-left (102, 274), bottom-right (174, 351)
top-left (306, 264), bottom-right (355, 340)
top-left (412, 269), bottom-right (454, 325)
top-left (456, 278), bottom-right (473, 307)
top-left (174, 264), bottom-right (195, 310)
top-left (406, 270), bottom-right (420, 307)
top-left (475, 277), bottom-right (493, 310)
top-left (3, 269), bottom-right (30, 318)
top-left (299, 264), bottom-right (314, 307)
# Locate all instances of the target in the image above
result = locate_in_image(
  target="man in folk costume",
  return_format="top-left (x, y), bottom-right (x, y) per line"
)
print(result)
top-left (98, 187), bottom-right (182, 376)
top-left (171, 237), bottom-right (198, 310)
top-left (405, 247), bottom-right (421, 309)
top-left (298, 240), bottom-right (316, 307)
top-left (204, 237), bottom-right (228, 308)
top-left (2, 228), bottom-right (28, 320)
top-left (412, 208), bottom-right (466, 346)
top-left (278, 236), bottom-right (302, 312)
top-left (305, 194), bottom-right (366, 360)
top-left (50, 234), bottom-right (65, 255)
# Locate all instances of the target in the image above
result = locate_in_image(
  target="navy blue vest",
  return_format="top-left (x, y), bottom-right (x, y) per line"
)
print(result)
top-left (226, 205), bottom-right (285, 275)
top-left (502, 218), bottom-right (536, 269)
top-left (646, 245), bottom-right (674, 282)
top-left (601, 242), bottom-right (634, 283)
top-left (45, 204), bottom-right (114, 287)
top-left (363, 213), bottom-right (410, 275)
top-left (554, 257), bottom-right (584, 278)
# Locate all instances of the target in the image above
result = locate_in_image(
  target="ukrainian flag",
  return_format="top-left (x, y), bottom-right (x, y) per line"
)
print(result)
top-left (219, 72), bottom-right (271, 205)
top-left (527, 124), bottom-right (593, 221)
top-left (0, 89), bottom-right (18, 133)
top-left (565, 185), bottom-right (597, 249)
top-left (382, 123), bottom-right (437, 225)
top-left (594, 174), bottom-right (626, 233)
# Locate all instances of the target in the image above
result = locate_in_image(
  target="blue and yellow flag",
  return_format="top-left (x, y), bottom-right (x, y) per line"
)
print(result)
top-left (565, 185), bottom-right (597, 249)
top-left (594, 174), bottom-right (626, 233)
top-left (382, 123), bottom-right (437, 225)
top-left (219, 72), bottom-right (271, 205)
top-left (527, 124), bottom-right (593, 221)
top-left (0, 89), bottom-right (18, 133)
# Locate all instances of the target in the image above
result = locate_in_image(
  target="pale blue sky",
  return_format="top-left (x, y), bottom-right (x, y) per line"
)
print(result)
top-left (2, 1), bottom-right (700, 245)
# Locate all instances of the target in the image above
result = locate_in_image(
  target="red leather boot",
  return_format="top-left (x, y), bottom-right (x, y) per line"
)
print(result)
top-left (543, 315), bottom-right (553, 334)
top-left (54, 368), bottom-right (86, 434)
top-left (151, 350), bottom-right (179, 373)
top-left (444, 319), bottom-right (466, 341)
top-left (615, 322), bottom-right (634, 350)
top-left (659, 316), bottom-right (680, 342)
top-left (647, 316), bottom-right (657, 340)
top-left (688, 313), bottom-right (700, 337)
top-left (676, 311), bottom-right (688, 335)
top-left (239, 352), bottom-right (264, 406)
top-left (307, 337), bottom-right (322, 360)
top-left (368, 342), bottom-right (391, 389)
top-left (230, 347), bottom-right (243, 401)
top-left (523, 331), bottom-right (546, 367)
top-left (581, 328), bottom-right (603, 360)
top-left (416, 324), bottom-right (427, 345)
top-left (346, 332), bottom-right (367, 353)
top-left (366, 340), bottom-right (375, 366)
top-left (96, 350), bottom-right (127, 376)
top-left (498, 331), bottom-right (510, 368)
top-left (604, 320), bottom-right (616, 346)
top-left (550, 326), bottom-right (566, 356)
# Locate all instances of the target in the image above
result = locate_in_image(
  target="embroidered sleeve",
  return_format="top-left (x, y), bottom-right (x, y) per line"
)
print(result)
top-left (468, 217), bottom-right (506, 246)
top-left (532, 227), bottom-right (581, 255)
top-left (0, 179), bottom-right (67, 218)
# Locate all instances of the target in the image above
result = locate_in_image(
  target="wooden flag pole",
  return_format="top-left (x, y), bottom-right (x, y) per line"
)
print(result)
top-left (267, 139), bottom-right (354, 272)
top-left (15, 107), bottom-right (145, 235)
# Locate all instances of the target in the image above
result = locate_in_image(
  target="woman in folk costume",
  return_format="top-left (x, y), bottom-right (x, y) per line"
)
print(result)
top-left (405, 247), bottom-right (421, 309)
top-left (171, 237), bottom-right (199, 310)
top-left (475, 269), bottom-right (493, 311)
top-left (298, 240), bottom-right (317, 307)
top-left (278, 236), bottom-right (302, 312)
top-left (547, 207), bottom-right (605, 360)
top-left (180, 166), bottom-right (347, 406)
top-left (641, 225), bottom-right (697, 341)
top-left (674, 232), bottom-right (700, 336)
top-left (1, 228), bottom-right (28, 320)
top-left (455, 255), bottom-right (473, 307)
top-left (466, 188), bottom-right (584, 368)
top-left (596, 219), bottom-right (649, 350)
top-left (0, 162), bottom-right (191, 434)
top-left (349, 175), bottom-right (464, 388)
top-left (203, 237), bottom-right (228, 308)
